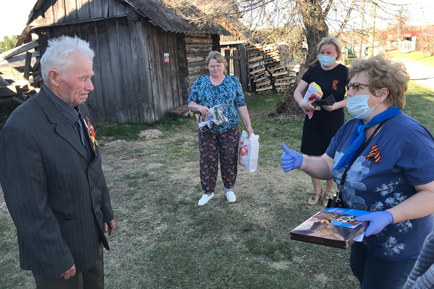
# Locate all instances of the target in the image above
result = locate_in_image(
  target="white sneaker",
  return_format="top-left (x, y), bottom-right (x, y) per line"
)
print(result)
top-left (198, 193), bottom-right (214, 206)
top-left (225, 190), bottom-right (236, 203)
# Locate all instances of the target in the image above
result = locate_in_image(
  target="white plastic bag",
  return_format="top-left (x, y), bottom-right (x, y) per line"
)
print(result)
top-left (239, 130), bottom-right (259, 172)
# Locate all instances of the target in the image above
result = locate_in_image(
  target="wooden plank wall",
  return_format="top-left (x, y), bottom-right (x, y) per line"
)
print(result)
top-left (217, 20), bottom-right (245, 43)
top-left (237, 44), bottom-right (249, 92)
top-left (220, 44), bottom-right (250, 92)
top-left (32, 0), bottom-right (129, 27)
top-left (140, 19), bottom-right (182, 122)
top-left (35, 17), bottom-right (182, 123)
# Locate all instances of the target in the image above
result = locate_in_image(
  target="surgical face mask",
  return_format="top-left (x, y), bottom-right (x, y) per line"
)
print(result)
top-left (318, 55), bottom-right (335, 67)
top-left (347, 93), bottom-right (379, 119)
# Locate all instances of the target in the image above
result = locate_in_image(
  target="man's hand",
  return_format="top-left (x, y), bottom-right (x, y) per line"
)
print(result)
top-left (355, 211), bottom-right (394, 237)
top-left (104, 219), bottom-right (115, 236)
top-left (59, 264), bottom-right (76, 280)
top-left (281, 143), bottom-right (303, 172)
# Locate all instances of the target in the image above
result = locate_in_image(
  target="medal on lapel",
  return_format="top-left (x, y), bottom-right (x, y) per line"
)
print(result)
top-left (85, 116), bottom-right (98, 151)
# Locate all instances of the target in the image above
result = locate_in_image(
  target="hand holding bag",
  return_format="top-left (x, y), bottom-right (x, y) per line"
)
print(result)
top-left (239, 131), bottom-right (259, 172)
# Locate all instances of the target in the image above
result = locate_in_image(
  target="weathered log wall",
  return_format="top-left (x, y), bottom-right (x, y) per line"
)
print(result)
top-left (178, 34), bottom-right (215, 103)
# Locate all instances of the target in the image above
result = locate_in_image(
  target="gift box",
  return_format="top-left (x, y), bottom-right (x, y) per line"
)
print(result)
top-left (289, 208), bottom-right (369, 249)
top-left (302, 82), bottom-right (323, 119)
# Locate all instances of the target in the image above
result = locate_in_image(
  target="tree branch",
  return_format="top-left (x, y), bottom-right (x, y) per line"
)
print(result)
top-left (334, 0), bottom-right (356, 38)
top-left (323, 0), bottom-right (334, 17)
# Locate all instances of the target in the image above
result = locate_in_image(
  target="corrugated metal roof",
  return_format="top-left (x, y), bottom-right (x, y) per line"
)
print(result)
top-left (125, 0), bottom-right (230, 35)
top-left (24, 0), bottom-right (229, 36)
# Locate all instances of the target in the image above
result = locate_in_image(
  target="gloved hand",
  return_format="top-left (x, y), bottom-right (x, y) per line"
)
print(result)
top-left (355, 211), bottom-right (394, 237)
top-left (281, 143), bottom-right (303, 172)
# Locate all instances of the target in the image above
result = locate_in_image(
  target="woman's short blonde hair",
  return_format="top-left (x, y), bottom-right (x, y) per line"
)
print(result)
top-left (206, 51), bottom-right (227, 66)
top-left (349, 54), bottom-right (409, 109)
top-left (317, 36), bottom-right (342, 61)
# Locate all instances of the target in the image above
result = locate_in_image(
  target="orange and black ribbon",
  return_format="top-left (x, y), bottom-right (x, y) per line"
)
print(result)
top-left (85, 116), bottom-right (98, 151)
top-left (366, 144), bottom-right (380, 163)
top-left (333, 80), bottom-right (338, 90)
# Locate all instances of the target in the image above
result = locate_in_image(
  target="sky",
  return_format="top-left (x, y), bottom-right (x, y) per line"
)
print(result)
top-left (0, 0), bottom-right (37, 39)
top-left (1, 0), bottom-right (434, 40)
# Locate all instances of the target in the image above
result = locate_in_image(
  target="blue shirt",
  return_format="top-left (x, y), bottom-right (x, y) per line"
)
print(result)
top-left (187, 74), bottom-right (246, 134)
top-left (326, 113), bottom-right (434, 261)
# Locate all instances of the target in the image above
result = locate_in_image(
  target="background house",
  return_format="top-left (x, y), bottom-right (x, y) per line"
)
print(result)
top-left (17, 0), bottom-right (229, 123)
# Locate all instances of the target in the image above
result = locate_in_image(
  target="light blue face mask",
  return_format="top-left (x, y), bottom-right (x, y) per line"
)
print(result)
top-left (318, 55), bottom-right (335, 67)
top-left (347, 93), bottom-right (379, 119)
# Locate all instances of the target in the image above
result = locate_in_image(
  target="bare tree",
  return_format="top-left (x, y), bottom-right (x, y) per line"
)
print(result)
top-left (393, 7), bottom-right (410, 49)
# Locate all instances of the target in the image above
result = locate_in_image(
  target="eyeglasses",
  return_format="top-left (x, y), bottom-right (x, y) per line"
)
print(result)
top-left (346, 82), bottom-right (369, 92)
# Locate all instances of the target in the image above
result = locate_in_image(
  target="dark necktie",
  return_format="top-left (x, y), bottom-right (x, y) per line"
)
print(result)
top-left (75, 113), bottom-right (92, 160)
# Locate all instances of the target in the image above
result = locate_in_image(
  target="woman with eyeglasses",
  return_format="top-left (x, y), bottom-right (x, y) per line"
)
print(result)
top-left (293, 36), bottom-right (349, 206)
top-left (188, 51), bottom-right (253, 206)
top-left (281, 54), bottom-right (434, 288)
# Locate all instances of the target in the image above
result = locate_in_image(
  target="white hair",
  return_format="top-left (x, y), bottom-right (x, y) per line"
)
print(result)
top-left (40, 35), bottom-right (94, 81)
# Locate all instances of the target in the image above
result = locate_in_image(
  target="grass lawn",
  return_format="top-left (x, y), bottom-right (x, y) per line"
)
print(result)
top-left (387, 51), bottom-right (434, 66)
top-left (1, 81), bottom-right (434, 289)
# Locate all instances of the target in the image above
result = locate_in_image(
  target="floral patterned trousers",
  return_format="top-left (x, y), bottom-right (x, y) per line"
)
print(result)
top-left (198, 126), bottom-right (239, 194)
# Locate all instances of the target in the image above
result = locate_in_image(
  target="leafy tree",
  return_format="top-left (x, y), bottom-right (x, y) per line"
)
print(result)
top-left (0, 35), bottom-right (18, 54)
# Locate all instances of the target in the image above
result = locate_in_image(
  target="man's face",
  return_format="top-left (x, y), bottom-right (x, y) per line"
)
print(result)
top-left (57, 52), bottom-right (94, 107)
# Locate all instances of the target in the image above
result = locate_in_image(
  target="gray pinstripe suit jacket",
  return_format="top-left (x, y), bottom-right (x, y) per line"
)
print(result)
top-left (0, 90), bottom-right (114, 278)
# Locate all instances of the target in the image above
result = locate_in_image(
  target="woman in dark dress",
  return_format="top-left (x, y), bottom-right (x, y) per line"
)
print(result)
top-left (293, 37), bottom-right (349, 206)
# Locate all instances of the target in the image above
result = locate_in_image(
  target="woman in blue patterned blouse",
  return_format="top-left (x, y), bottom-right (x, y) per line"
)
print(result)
top-left (188, 51), bottom-right (254, 206)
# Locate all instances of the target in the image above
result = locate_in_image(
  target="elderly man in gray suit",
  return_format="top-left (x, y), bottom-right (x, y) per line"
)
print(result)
top-left (0, 36), bottom-right (115, 289)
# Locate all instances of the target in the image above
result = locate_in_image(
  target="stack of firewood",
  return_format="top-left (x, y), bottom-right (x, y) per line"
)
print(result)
top-left (247, 44), bottom-right (300, 94)
top-left (248, 44), bottom-right (270, 94)
top-left (0, 40), bottom-right (41, 129)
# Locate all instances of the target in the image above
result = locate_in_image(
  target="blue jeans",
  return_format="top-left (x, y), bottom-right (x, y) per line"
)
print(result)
top-left (350, 242), bottom-right (416, 289)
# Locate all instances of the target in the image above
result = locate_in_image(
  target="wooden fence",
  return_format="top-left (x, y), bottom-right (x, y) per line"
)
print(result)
top-left (0, 40), bottom-right (42, 129)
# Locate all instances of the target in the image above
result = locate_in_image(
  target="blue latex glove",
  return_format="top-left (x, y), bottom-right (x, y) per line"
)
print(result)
top-left (281, 143), bottom-right (303, 172)
top-left (355, 211), bottom-right (394, 237)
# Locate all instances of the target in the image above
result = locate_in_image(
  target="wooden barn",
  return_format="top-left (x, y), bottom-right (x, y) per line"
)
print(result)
top-left (17, 0), bottom-right (229, 123)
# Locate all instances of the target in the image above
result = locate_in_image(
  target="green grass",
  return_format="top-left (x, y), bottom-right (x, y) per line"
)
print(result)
top-left (95, 114), bottom-right (195, 141)
top-left (386, 51), bottom-right (434, 66)
top-left (245, 232), bottom-right (292, 261)
top-left (404, 80), bottom-right (434, 132)
top-left (2, 83), bottom-right (434, 289)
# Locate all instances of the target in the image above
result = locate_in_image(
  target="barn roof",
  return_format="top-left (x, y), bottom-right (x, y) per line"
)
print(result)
top-left (222, 14), bottom-right (260, 44)
top-left (126, 0), bottom-right (230, 35)
top-left (21, 0), bottom-right (229, 39)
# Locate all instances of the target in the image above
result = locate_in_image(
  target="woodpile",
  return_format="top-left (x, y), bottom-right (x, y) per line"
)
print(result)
top-left (248, 43), bottom-right (301, 94)
top-left (0, 40), bottom-right (41, 129)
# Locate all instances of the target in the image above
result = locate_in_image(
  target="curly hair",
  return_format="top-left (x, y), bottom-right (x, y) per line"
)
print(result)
top-left (349, 54), bottom-right (409, 109)
top-left (317, 36), bottom-right (342, 61)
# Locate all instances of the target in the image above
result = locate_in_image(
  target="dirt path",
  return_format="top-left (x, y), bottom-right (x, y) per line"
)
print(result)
top-left (402, 61), bottom-right (434, 90)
